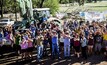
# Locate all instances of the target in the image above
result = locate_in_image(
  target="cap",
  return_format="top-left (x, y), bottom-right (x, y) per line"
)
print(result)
top-left (65, 31), bottom-right (69, 34)
top-left (52, 30), bottom-right (56, 33)
top-left (43, 30), bottom-right (47, 33)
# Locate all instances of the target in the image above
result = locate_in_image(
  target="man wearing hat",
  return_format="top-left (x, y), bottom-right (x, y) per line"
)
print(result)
top-left (63, 31), bottom-right (71, 58)
top-left (51, 30), bottom-right (60, 59)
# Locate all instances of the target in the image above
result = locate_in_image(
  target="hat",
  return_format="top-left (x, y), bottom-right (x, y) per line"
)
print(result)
top-left (43, 30), bottom-right (47, 33)
top-left (65, 31), bottom-right (69, 34)
top-left (52, 30), bottom-right (56, 33)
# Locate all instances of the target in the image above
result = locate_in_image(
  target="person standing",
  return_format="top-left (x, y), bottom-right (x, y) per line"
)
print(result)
top-left (80, 34), bottom-right (87, 59)
top-left (63, 31), bottom-right (71, 58)
top-left (73, 33), bottom-right (81, 59)
top-left (51, 30), bottom-right (60, 59)
top-left (27, 34), bottom-right (34, 59)
top-left (103, 30), bottom-right (107, 56)
top-left (94, 32), bottom-right (103, 54)
top-left (59, 32), bottom-right (64, 52)
top-left (0, 28), bottom-right (3, 56)
top-left (30, 24), bottom-right (36, 38)
top-left (36, 31), bottom-right (44, 62)
top-left (13, 31), bottom-right (21, 55)
top-left (43, 30), bottom-right (49, 57)
top-left (87, 33), bottom-right (94, 55)
top-left (20, 36), bottom-right (28, 60)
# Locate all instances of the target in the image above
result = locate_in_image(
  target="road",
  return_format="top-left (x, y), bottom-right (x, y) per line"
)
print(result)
top-left (0, 49), bottom-right (107, 65)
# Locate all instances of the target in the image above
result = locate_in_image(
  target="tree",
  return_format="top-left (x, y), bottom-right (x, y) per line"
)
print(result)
top-left (0, 0), bottom-right (3, 18)
top-left (32, 0), bottom-right (59, 15)
top-left (44, 0), bottom-right (59, 15)
top-left (40, 0), bottom-right (45, 8)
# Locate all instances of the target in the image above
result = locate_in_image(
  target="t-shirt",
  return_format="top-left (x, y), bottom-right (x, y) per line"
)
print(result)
top-left (94, 34), bottom-right (102, 43)
top-left (81, 37), bottom-right (87, 47)
top-left (60, 36), bottom-right (64, 42)
top-left (64, 37), bottom-right (70, 45)
top-left (0, 33), bottom-right (3, 42)
top-left (36, 35), bottom-right (43, 46)
top-left (15, 35), bottom-right (20, 45)
top-left (30, 26), bottom-right (36, 33)
top-left (4, 32), bottom-right (8, 37)
top-left (0, 33), bottom-right (2, 38)
top-left (28, 41), bottom-right (33, 48)
top-left (84, 30), bottom-right (89, 37)
top-left (20, 41), bottom-right (28, 49)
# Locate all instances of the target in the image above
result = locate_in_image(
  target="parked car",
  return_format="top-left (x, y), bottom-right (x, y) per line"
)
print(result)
top-left (0, 18), bottom-right (14, 27)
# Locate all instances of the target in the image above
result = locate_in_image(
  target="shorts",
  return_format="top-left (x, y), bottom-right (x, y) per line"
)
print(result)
top-left (74, 46), bottom-right (80, 52)
top-left (95, 43), bottom-right (102, 51)
top-left (103, 40), bottom-right (107, 47)
top-left (2, 45), bottom-right (13, 53)
top-left (27, 47), bottom-right (34, 52)
top-left (21, 49), bottom-right (27, 53)
top-left (13, 44), bottom-right (21, 51)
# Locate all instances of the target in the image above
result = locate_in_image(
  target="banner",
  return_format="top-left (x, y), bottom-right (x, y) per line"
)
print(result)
top-left (85, 12), bottom-right (105, 22)
top-left (79, 12), bottom-right (85, 17)
top-left (102, 11), bottom-right (107, 19)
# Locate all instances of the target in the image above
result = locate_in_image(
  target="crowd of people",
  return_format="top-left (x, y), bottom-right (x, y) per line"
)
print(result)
top-left (0, 18), bottom-right (107, 63)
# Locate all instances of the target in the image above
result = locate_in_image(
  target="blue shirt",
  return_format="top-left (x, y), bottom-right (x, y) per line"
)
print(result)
top-left (4, 32), bottom-right (8, 37)
top-left (0, 33), bottom-right (2, 41)
top-left (30, 26), bottom-right (36, 33)
top-left (64, 37), bottom-right (70, 45)
top-left (81, 37), bottom-right (87, 47)
top-left (0, 33), bottom-right (2, 38)
top-left (52, 36), bottom-right (58, 44)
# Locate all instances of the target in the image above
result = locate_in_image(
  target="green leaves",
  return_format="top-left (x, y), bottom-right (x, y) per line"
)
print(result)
top-left (32, 0), bottom-right (59, 15)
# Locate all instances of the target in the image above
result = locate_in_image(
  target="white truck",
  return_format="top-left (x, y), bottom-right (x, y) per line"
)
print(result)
top-left (0, 18), bottom-right (14, 27)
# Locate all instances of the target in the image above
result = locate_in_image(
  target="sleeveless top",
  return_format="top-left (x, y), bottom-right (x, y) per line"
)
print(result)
top-left (20, 40), bottom-right (28, 49)
top-left (28, 41), bottom-right (33, 48)
top-left (74, 38), bottom-right (80, 46)
top-left (88, 37), bottom-right (94, 45)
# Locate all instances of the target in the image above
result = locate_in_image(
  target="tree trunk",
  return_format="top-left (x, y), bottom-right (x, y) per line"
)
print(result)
top-left (59, 0), bottom-right (62, 3)
top-left (14, 0), bottom-right (17, 22)
top-left (94, 0), bottom-right (97, 3)
top-left (0, 0), bottom-right (3, 18)
top-left (40, 0), bottom-right (45, 8)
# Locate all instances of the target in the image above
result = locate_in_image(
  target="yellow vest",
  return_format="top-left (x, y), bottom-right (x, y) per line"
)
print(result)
top-left (103, 34), bottom-right (107, 40)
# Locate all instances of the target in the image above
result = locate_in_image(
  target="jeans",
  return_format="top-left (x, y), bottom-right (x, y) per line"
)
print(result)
top-left (52, 43), bottom-right (59, 58)
top-left (37, 45), bottom-right (43, 60)
top-left (43, 44), bottom-right (48, 56)
top-left (95, 43), bottom-right (102, 52)
top-left (64, 44), bottom-right (70, 57)
top-left (82, 46), bottom-right (87, 59)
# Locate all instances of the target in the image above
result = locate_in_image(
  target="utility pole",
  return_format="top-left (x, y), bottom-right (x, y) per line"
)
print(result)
top-left (14, 0), bottom-right (17, 21)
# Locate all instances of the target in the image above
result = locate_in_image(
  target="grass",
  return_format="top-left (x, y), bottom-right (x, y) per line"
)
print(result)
top-left (59, 1), bottom-right (107, 13)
